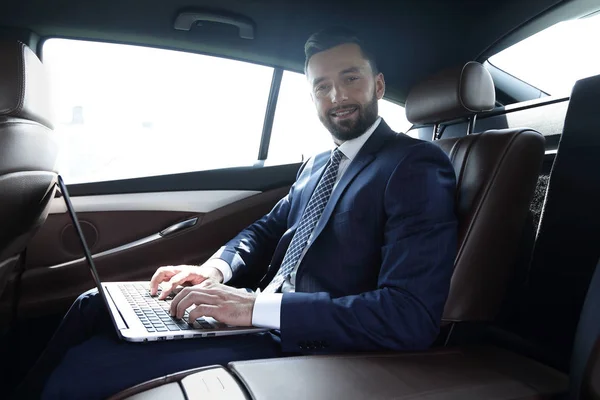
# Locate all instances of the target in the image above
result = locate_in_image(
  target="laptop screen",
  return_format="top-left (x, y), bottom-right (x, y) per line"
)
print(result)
top-left (57, 175), bottom-right (122, 335)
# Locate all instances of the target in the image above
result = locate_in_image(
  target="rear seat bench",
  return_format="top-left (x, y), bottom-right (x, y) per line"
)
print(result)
top-left (114, 247), bottom-right (596, 399)
top-left (112, 64), bottom-right (600, 400)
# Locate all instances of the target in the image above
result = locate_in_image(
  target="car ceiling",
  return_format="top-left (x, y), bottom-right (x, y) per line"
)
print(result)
top-left (0, 0), bottom-right (564, 103)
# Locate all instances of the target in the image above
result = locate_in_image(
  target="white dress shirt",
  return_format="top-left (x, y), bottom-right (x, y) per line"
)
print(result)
top-left (210, 117), bottom-right (382, 329)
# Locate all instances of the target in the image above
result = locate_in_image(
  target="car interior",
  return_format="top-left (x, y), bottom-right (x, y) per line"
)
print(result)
top-left (1, 0), bottom-right (599, 398)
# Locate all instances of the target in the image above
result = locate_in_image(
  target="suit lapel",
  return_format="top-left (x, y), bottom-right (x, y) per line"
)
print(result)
top-left (309, 121), bottom-right (397, 243)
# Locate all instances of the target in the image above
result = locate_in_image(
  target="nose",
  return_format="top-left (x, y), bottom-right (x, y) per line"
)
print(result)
top-left (329, 83), bottom-right (348, 104)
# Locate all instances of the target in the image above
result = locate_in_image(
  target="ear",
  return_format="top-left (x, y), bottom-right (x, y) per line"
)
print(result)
top-left (375, 73), bottom-right (385, 100)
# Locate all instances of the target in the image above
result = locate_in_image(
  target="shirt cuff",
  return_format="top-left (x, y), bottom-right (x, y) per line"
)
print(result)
top-left (205, 258), bottom-right (233, 283)
top-left (252, 293), bottom-right (283, 329)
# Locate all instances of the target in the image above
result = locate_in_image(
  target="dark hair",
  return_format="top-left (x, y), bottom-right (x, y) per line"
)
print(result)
top-left (304, 27), bottom-right (379, 75)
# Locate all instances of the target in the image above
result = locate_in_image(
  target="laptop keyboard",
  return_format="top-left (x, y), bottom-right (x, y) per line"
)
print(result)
top-left (118, 283), bottom-right (215, 333)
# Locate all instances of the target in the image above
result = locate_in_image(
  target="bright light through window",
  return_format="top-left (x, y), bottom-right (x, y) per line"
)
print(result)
top-left (489, 12), bottom-right (600, 96)
top-left (44, 39), bottom-right (273, 184)
top-left (44, 39), bottom-right (413, 183)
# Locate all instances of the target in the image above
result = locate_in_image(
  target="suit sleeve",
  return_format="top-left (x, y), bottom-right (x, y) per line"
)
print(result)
top-left (280, 142), bottom-right (458, 352)
top-left (212, 161), bottom-right (308, 280)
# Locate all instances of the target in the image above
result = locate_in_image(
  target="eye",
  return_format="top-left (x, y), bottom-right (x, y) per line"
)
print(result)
top-left (315, 84), bottom-right (330, 93)
top-left (347, 76), bottom-right (360, 83)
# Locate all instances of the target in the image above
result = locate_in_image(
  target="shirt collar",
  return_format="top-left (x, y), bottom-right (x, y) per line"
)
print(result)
top-left (337, 117), bottom-right (382, 161)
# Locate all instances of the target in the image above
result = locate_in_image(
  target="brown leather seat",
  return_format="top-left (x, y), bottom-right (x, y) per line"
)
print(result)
top-left (436, 130), bottom-right (546, 324)
top-left (229, 347), bottom-right (566, 400)
top-left (0, 41), bottom-right (58, 329)
top-left (406, 62), bottom-right (546, 333)
top-left (111, 346), bottom-right (567, 400)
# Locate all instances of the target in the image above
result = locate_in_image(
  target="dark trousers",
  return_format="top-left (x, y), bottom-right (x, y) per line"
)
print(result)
top-left (18, 289), bottom-right (284, 400)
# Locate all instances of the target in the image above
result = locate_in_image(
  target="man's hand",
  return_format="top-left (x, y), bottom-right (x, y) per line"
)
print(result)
top-left (169, 280), bottom-right (257, 327)
top-left (149, 263), bottom-right (224, 300)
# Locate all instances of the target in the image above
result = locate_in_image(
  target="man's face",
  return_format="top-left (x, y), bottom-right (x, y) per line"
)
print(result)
top-left (306, 43), bottom-right (385, 143)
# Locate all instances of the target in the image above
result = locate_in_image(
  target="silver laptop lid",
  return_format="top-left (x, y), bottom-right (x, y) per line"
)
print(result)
top-left (57, 175), bottom-right (122, 336)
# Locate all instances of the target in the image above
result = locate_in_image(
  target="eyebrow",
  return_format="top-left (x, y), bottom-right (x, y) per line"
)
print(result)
top-left (340, 67), bottom-right (362, 75)
top-left (312, 66), bottom-right (363, 88)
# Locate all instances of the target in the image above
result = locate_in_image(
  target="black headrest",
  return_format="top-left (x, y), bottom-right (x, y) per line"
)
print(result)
top-left (405, 61), bottom-right (495, 125)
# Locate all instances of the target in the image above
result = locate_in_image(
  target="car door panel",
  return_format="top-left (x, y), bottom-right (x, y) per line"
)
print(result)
top-left (26, 210), bottom-right (198, 268)
top-left (11, 172), bottom-right (293, 320)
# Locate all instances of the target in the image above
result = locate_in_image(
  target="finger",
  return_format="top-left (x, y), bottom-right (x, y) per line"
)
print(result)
top-left (175, 291), bottom-right (219, 319)
top-left (176, 291), bottom-right (218, 319)
top-left (170, 286), bottom-right (190, 316)
top-left (158, 271), bottom-right (190, 300)
top-left (188, 304), bottom-right (220, 324)
top-left (149, 267), bottom-right (175, 295)
top-left (170, 285), bottom-right (217, 314)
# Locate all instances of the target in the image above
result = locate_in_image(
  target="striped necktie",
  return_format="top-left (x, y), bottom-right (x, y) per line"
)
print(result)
top-left (264, 148), bottom-right (344, 293)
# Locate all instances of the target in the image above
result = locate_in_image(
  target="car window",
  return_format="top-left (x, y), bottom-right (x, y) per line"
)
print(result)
top-left (43, 39), bottom-right (274, 184)
top-left (268, 71), bottom-right (412, 165)
top-left (489, 11), bottom-right (600, 96)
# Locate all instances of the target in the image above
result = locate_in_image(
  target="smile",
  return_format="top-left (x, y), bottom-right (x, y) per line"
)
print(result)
top-left (330, 107), bottom-right (358, 119)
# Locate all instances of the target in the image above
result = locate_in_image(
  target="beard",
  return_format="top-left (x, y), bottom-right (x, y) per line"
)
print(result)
top-left (319, 92), bottom-right (379, 142)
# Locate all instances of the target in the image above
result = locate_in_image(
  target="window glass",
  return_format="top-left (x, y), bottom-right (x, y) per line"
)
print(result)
top-left (489, 12), bottom-right (600, 96)
top-left (43, 39), bottom-right (274, 184)
top-left (268, 71), bottom-right (412, 164)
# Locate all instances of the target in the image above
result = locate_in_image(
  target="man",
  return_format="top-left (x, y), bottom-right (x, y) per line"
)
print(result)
top-left (28, 27), bottom-right (457, 399)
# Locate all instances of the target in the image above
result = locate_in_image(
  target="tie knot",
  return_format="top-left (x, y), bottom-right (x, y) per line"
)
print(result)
top-left (331, 148), bottom-right (344, 165)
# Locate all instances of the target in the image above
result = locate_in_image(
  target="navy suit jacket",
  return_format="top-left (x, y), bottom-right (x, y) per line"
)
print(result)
top-left (217, 120), bottom-right (457, 353)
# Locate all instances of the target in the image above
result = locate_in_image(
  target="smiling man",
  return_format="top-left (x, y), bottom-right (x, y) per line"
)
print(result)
top-left (23, 28), bottom-right (457, 400)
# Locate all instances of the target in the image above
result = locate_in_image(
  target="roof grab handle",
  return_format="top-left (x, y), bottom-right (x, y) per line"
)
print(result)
top-left (174, 10), bottom-right (256, 39)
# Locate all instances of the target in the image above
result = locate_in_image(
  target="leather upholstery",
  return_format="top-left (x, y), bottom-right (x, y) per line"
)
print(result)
top-left (0, 120), bottom-right (59, 174)
top-left (436, 129), bottom-right (545, 322)
top-left (112, 346), bottom-right (568, 400)
top-left (405, 61), bottom-right (495, 125)
top-left (0, 41), bottom-right (57, 328)
top-left (228, 346), bottom-right (567, 400)
top-left (525, 74), bottom-right (600, 369)
top-left (0, 41), bottom-right (53, 129)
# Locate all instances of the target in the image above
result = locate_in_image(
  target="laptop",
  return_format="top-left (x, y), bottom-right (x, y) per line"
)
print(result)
top-left (57, 175), bottom-right (267, 342)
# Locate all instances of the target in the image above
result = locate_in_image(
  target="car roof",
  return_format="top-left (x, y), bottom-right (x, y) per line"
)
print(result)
top-left (0, 0), bottom-right (562, 103)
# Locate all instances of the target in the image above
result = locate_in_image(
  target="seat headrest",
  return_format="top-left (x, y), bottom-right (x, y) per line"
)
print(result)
top-left (405, 61), bottom-right (495, 125)
top-left (0, 41), bottom-right (53, 128)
